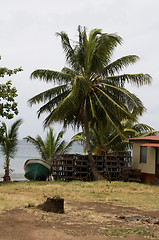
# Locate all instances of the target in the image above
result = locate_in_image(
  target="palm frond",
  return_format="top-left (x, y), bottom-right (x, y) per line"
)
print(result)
top-left (89, 96), bottom-right (97, 120)
top-left (90, 32), bottom-right (122, 71)
top-left (93, 92), bottom-right (125, 138)
top-left (61, 140), bottom-right (73, 153)
top-left (133, 123), bottom-right (155, 133)
top-left (103, 55), bottom-right (140, 76)
top-left (56, 31), bottom-right (78, 71)
top-left (24, 135), bottom-right (45, 157)
top-left (24, 128), bottom-right (72, 162)
top-left (31, 69), bottom-right (71, 83)
top-left (100, 82), bottom-right (145, 115)
top-left (73, 75), bottom-right (90, 96)
top-left (36, 91), bottom-right (70, 118)
top-left (95, 86), bottom-right (133, 118)
top-left (55, 140), bottom-right (66, 154)
top-left (28, 85), bottom-right (68, 106)
top-left (106, 73), bottom-right (152, 87)
top-left (62, 67), bottom-right (76, 77)
top-left (55, 130), bottom-right (64, 146)
top-left (43, 89), bottom-right (81, 126)
top-left (71, 132), bottom-right (86, 145)
top-left (0, 119), bottom-right (22, 160)
top-left (8, 119), bottom-right (23, 139)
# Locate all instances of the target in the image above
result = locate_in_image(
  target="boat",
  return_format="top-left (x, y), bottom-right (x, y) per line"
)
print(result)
top-left (24, 158), bottom-right (52, 181)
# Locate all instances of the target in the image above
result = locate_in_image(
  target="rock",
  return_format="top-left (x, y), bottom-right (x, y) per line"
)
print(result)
top-left (118, 215), bottom-right (126, 219)
top-left (145, 218), bottom-right (151, 223)
top-left (154, 220), bottom-right (159, 225)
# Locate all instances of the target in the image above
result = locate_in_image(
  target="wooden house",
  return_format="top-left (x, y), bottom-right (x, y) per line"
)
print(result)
top-left (129, 136), bottom-right (159, 184)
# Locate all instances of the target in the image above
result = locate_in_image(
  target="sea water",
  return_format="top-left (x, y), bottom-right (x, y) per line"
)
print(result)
top-left (0, 140), bottom-right (84, 181)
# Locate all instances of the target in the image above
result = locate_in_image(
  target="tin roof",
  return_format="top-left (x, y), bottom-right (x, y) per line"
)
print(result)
top-left (129, 135), bottom-right (159, 142)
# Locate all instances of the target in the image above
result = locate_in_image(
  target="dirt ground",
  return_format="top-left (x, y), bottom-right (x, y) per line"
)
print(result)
top-left (0, 201), bottom-right (159, 240)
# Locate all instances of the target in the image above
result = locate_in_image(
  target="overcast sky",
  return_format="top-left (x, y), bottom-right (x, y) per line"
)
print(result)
top-left (0, 0), bottom-right (159, 140)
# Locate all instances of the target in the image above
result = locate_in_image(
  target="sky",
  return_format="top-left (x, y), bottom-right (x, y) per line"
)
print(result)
top-left (0, 0), bottom-right (159, 140)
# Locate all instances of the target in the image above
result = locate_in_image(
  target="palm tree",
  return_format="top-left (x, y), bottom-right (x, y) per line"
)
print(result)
top-left (72, 120), bottom-right (158, 155)
top-left (72, 120), bottom-right (158, 182)
top-left (29, 26), bottom-right (151, 180)
top-left (107, 120), bottom-right (159, 152)
top-left (24, 127), bottom-right (72, 163)
top-left (0, 119), bottom-right (22, 182)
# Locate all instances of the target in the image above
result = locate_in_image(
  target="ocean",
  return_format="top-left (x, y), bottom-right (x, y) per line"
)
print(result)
top-left (0, 140), bottom-right (84, 181)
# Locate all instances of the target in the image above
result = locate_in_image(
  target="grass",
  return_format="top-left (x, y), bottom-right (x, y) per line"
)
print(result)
top-left (0, 180), bottom-right (159, 211)
top-left (103, 227), bottom-right (159, 238)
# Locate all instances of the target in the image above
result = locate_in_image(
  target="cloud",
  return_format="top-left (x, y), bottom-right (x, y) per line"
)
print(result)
top-left (0, 0), bottom-right (159, 139)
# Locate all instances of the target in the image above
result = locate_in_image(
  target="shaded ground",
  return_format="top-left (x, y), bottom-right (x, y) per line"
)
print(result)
top-left (0, 201), bottom-right (159, 240)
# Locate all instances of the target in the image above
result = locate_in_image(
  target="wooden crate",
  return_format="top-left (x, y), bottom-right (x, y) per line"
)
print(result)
top-left (121, 167), bottom-right (141, 182)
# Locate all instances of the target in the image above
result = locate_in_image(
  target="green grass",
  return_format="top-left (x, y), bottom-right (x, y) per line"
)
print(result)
top-left (0, 180), bottom-right (159, 211)
top-left (102, 227), bottom-right (159, 238)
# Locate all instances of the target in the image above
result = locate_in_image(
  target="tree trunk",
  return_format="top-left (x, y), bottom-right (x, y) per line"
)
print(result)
top-left (83, 105), bottom-right (104, 181)
top-left (104, 151), bottom-right (111, 183)
top-left (3, 159), bottom-right (11, 182)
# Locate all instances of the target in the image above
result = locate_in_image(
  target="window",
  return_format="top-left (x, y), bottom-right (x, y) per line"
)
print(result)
top-left (140, 146), bottom-right (147, 163)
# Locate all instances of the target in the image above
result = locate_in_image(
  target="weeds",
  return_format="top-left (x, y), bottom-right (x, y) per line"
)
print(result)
top-left (104, 227), bottom-right (159, 238)
top-left (27, 202), bottom-right (35, 208)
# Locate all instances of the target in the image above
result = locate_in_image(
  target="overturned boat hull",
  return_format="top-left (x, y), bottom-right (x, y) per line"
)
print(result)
top-left (24, 159), bottom-right (51, 181)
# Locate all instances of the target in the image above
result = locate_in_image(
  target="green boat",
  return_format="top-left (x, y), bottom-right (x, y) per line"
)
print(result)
top-left (24, 159), bottom-right (52, 181)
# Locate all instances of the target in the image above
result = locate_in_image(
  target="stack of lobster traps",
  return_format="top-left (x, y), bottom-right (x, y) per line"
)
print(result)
top-left (52, 151), bottom-right (136, 182)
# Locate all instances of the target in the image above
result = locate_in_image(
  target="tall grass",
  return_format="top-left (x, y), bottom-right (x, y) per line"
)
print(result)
top-left (0, 180), bottom-right (159, 211)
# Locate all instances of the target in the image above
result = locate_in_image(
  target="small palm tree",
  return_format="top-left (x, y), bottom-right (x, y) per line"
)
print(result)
top-left (106, 120), bottom-right (159, 152)
top-left (0, 119), bottom-right (22, 182)
top-left (72, 120), bottom-right (158, 154)
top-left (24, 127), bottom-right (72, 163)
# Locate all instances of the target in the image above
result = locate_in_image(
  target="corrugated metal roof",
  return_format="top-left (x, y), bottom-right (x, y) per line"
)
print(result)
top-left (129, 136), bottom-right (159, 142)
top-left (141, 143), bottom-right (159, 147)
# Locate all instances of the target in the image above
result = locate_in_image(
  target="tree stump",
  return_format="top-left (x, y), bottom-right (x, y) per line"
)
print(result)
top-left (39, 196), bottom-right (64, 213)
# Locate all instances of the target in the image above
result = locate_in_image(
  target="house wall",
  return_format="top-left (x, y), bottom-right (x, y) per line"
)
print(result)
top-left (132, 142), bottom-right (155, 174)
top-left (156, 148), bottom-right (159, 179)
top-left (157, 148), bottom-right (159, 164)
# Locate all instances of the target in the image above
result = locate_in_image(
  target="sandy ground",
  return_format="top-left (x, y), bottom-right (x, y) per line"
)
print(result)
top-left (0, 201), bottom-right (159, 240)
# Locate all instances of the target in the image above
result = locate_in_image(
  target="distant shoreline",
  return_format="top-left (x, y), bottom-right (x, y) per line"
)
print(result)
top-left (0, 173), bottom-right (25, 181)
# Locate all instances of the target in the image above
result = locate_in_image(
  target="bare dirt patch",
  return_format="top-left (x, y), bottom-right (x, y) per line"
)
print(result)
top-left (0, 201), bottom-right (159, 240)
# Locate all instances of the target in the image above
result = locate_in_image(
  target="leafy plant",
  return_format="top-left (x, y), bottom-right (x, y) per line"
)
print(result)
top-left (0, 56), bottom-right (22, 120)
top-left (27, 202), bottom-right (35, 207)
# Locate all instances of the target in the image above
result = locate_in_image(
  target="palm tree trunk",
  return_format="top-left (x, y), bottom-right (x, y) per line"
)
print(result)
top-left (83, 104), bottom-right (104, 181)
top-left (3, 158), bottom-right (11, 182)
top-left (104, 151), bottom-right (111, 183)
